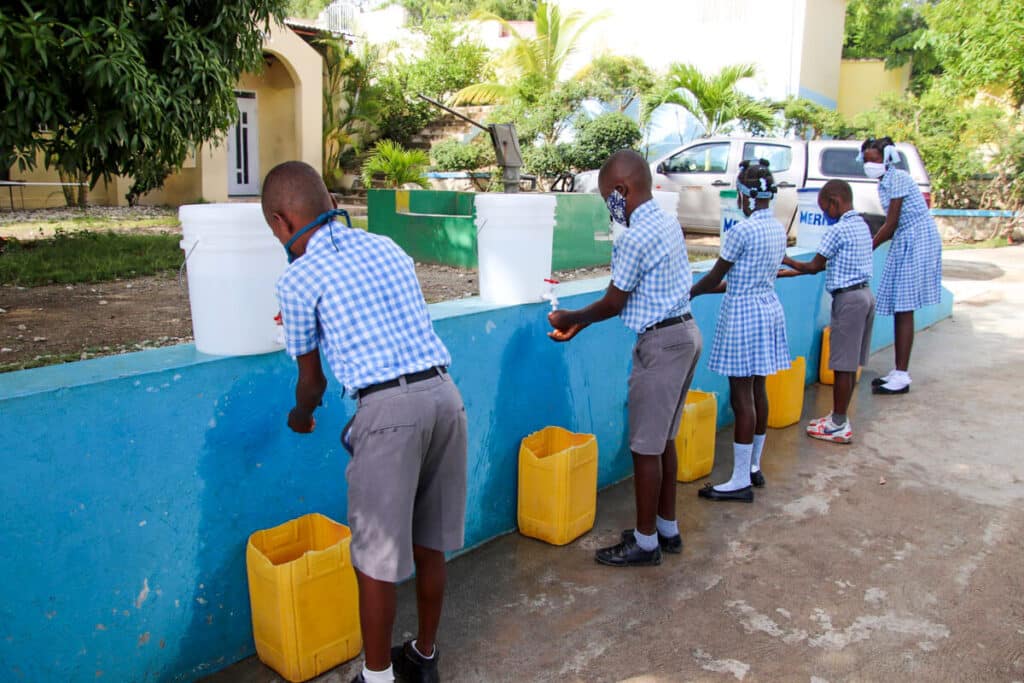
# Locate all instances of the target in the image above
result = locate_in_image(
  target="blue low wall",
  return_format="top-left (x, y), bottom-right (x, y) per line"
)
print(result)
top-left (0, 246), bottom-right (952, 681)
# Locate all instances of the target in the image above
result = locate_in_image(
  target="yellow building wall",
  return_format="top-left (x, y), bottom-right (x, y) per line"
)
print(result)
top-left (5, 20), bottom-right (323, 210)
top-left (838, 58), bottom-right (912, 117)
top-left (798, 0), bottom-right (848, 108)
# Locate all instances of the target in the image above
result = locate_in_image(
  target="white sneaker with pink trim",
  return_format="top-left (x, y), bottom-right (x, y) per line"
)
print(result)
top-left (806, 416), bottom-right (853, 444)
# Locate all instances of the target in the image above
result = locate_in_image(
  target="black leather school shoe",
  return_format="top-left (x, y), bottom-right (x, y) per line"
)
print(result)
top-left (620, 529), bottom-right (683, 554)
top-left (595, 535), bottom-right (662, 567)
top-left (698, 483), bottom-right (754, 502)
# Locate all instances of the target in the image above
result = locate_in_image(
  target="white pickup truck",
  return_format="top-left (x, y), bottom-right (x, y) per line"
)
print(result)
top-left (574, 137), bottom-right (932, 236)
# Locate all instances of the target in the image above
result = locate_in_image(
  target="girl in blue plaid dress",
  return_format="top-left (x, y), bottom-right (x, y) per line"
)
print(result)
top-left (690, 160), bottom-right (790, 502)
top-left (860, 137), bottom-right (943, 395)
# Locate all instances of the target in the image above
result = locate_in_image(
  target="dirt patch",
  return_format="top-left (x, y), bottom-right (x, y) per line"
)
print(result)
top-left (0, 263), bottom-right (612, 371)
top-left (0, 275), bottom-right (193, 370)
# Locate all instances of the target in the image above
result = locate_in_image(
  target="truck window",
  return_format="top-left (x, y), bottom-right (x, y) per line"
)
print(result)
top-left (664, 142), bottom-right (730, 173)
top-left (742, 143), bottom-right (792, 172)
top-left (820, 148), bottom-right (909, 177)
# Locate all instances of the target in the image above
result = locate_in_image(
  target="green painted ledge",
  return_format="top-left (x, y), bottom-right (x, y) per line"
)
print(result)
top-left (366, 189), bottom-right (612, 270)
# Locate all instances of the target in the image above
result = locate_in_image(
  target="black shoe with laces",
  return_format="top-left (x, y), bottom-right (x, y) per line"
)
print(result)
top-left (392, 640), bottom-right (439, 683)
top-left (620, 528), bottom-right (683, 554)
top-left (595, 535), bottom-right (662, 567)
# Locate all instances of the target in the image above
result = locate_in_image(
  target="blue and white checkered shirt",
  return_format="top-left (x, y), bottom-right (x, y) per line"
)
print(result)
top-left (719, 209), bottom-right (787, 296)
top-left (817, 210), bottom-right (873, 293)
top-left (275, 223), bottom-right (451, 396)
top-left (611, 199), bottom-right (692, 334)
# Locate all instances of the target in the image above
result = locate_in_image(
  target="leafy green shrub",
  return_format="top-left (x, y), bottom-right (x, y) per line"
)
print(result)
top-left (361, 141), bottom-right (431, 189)
top-left (431, 138), bottom-right (495, 171)
top-left (522, 143), bottom-right (573, 181)
top-left (569, 112), bottom-right (642, 171)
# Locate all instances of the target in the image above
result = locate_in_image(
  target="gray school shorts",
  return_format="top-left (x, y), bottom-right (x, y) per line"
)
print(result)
top-left (628, 318), bottom-right (703, 455)
top-left (830, 287), bottom-right (876, 372)
top-left (345, 373), bottom-right (467, 583)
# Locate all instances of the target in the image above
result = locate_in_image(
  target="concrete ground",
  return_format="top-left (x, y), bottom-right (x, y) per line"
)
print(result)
top-left (208, 246), bottom-right (1024, 683)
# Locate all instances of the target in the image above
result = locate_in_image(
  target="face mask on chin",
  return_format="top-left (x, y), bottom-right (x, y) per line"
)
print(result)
top-left (863, 162), bottom-right (886, 179)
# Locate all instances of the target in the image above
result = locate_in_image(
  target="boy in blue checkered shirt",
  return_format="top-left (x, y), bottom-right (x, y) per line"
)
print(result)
top-left (782, 179), bottom-right (875, 444)
top-left (548, 150), bottom-right (702, 568)
top-left (262, 161), bottom-right (466, 683)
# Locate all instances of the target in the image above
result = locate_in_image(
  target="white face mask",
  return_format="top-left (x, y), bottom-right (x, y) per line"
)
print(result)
top-left (863, 162), bottom-right (886, 179)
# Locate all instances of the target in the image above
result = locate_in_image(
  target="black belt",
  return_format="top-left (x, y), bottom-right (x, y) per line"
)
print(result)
top-left (830, 282), bottom-right (869, 295)
top-left (646, 312), bottom-right (693, 332)
top-left (358, 366), bottom-right (447, 399)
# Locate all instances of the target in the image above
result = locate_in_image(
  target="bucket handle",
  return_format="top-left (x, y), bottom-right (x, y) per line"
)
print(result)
top-left (476, 218), bottom-right (487, 237)
top-left (178, 239), bottom-right (199, 292)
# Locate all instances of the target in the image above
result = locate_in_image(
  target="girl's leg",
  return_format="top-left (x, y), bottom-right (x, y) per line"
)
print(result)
top-left (731, 376), bottom-right (755, 444)
top-left (706, 377), bottom-right (755, 493)
top-left (894, 311), bottom-right (914, 372)
top-left (750, 376), bottom-right (768, 479)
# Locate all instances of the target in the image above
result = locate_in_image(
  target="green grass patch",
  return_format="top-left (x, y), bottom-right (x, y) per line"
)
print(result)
top-left (944, 236), bottom-right (1012, 250)
top-left (0, 230), bottom-right (182, 286)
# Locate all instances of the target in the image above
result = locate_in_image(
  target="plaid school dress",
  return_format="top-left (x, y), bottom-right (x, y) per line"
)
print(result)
top-left (707, 209), bottom-right (791, 377)
top-left (875, 169), bottom-right (943, 316)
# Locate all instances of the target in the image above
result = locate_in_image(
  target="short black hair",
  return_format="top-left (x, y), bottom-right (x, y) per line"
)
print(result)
top-left (261, 161), bottom-right (333, 219)
top-left (737, 158), bottom-right (776, 195)
top-left (820, 178), bottom-right (853, 204)
top-left (598, 149), bottom-right (652, 192)
top-left (860, 136), bottom-right (895, 155)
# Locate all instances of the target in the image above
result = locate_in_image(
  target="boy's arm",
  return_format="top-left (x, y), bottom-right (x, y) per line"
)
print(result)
top-left (548, 284), bottom-right (629, 342)
top-left (690, 257), bottom-right (733, 298)
top-left (781, 253), bottom-right (828, 275)
top-left (288, 350), bottom-right (327, 433)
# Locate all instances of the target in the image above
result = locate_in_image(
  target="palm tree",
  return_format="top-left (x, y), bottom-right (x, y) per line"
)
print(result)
top-left (451, 0), bottom-right (606, 105)
top-left (361, 140), bottom-right (431, 189)
top-left (321, 38), bottom-right (387, 188)
top-left (643, 63), bottom-right (777, 136)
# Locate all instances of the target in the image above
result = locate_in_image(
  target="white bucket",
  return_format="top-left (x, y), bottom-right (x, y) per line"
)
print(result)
top-left (653, 190), bottom-right (680, 219)
top-left (796, 188), bottom-right (828, 251)
top-left (475, 194), bottom-right (557, 305)
top-left (178, 203), bottom-right (288, 356)
top-left (719, 190), bottom-right (745, 237)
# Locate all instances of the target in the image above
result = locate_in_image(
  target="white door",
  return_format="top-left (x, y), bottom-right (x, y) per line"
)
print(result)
top-left (227, 92), bottom-right (259, 195)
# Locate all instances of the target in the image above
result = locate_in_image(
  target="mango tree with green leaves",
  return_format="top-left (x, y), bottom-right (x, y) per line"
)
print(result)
top-left (0, 0), bottom-right (288, 204)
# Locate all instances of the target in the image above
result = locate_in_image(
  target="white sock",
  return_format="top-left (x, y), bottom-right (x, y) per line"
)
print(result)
top-left (715, 442), bottom-right (753, 492)
top-left (656, 515), bottom-right (679, 538)
top-left (633, 528), bottom-right (659, 551)
top-left (750, 433), bottom-right (766, 473)
top-left (883, 370), bottom-right (912, 389)
top-left (412, 640), bottom-right (435, 659)
top-left (362, 664), bottom-right (395, 683)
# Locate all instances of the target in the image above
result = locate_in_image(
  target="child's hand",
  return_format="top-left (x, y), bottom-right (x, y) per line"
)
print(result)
top-left (548, 310), bottom-right (585, 342)
top-left (287, 408), bottom-right (316, 434)
top-left (548, 323), bottom-right (585, 342)
top-left (777, 268), bottom-right (801, 278)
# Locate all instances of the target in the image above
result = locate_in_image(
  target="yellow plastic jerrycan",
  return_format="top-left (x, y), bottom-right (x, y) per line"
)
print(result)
top-left (675, 390), bottom-right (717, 482)
top-left (766, 356), bottom-right (806, 428)
top-left (517, 426), bottom-right (598, 546)
top-left (818, 327), bottom-right (863, 385)
top-left (246, 513), bottom-right (362, 682)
